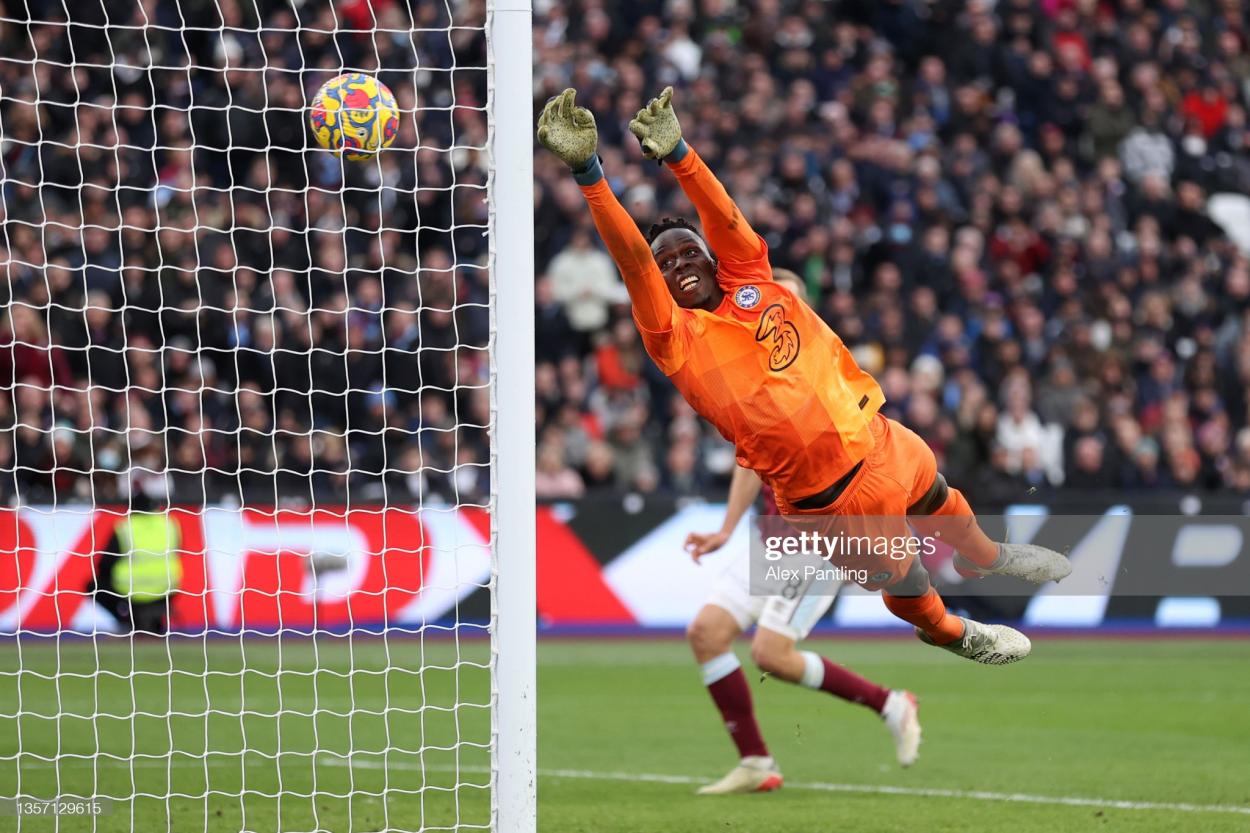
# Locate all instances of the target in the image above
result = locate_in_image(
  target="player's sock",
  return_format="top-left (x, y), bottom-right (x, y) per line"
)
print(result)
top-left (798, 651), bottom-right (889, 713)
top-left (701, 653), bottom-right (769, 759)
top-left (882, 588), bottom-right (964, 645)
top-left (927, 486), bottom-right (1000, 568)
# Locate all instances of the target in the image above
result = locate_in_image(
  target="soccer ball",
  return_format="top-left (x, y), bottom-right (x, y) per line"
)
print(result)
top-left (309, 73), bottom-right (400, 161)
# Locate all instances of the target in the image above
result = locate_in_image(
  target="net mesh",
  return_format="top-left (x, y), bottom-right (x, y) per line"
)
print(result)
top-left (0, 1), bottom-right (496, 829)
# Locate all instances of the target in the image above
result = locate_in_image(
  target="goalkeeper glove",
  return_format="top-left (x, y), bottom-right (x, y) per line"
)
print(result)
top-left (536, 88), bottom-right (599, 172)
top-left (629, 86), bottom-right (684, 161)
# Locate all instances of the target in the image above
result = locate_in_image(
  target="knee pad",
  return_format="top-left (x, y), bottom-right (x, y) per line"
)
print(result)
top-left (885, 557), bottom-right (931, 597)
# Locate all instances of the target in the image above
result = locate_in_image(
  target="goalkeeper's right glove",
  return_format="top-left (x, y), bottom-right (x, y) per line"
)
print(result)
top-left (536, 88), bottom-right (599, 172)
top-left (629, 86), bottom-right (684, 162)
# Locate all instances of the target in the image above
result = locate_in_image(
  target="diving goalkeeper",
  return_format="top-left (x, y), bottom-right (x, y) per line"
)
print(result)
top-left (681, 270), bottom-right (920, 795)
top-left (536, 87), bottom-right (1071, 665)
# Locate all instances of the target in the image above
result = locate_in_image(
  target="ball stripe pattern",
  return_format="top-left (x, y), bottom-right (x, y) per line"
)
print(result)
top-left (309, 73), bottom-right (400, 161)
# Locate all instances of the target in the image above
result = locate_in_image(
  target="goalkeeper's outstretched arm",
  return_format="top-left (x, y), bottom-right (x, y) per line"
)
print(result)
top-left (630, 87), bottom-right (766, 268)
top-left (577, 181), bottom-right (674, 333)
top-left (537, 89), bottom-right (675, 333)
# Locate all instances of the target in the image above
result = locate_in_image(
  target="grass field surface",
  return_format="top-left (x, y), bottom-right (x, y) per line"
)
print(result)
top-left (1, 634), bottom-right (1247, 831)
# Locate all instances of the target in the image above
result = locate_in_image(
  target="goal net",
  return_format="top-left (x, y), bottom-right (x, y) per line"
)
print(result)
top-left (0, 1), bottom-right (534, 831)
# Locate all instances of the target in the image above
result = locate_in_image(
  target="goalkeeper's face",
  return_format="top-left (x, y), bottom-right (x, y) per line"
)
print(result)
top-left (651, 228), bottom-right (722, 311)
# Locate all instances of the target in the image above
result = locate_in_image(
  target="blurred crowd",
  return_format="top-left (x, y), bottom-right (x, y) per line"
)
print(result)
top-left (1, 0), bottom-right (491, 506)
top-left (5, 0), bottom-right (1250, 510)
top-left (534, 0), bottom-right (1250, 504)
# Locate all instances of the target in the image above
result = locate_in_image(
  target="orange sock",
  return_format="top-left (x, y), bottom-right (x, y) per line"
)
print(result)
top-left (920, 486), bottom-right (1000, 568)
top-left (883, 588), bottom-right (965, 645)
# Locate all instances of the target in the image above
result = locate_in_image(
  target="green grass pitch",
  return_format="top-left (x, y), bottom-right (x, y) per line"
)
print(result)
top-left (1, 635), bottom-right (1247, 832)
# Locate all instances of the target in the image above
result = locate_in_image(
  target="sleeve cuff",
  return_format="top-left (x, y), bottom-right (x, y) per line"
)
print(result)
top-left (572, 155), bottom-right (605, 186)
top-left (664, 138), bottom-right (690, 164)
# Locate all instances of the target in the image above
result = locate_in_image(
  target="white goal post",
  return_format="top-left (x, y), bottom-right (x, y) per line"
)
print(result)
top-left (488, 1), bottom-right (537, 832)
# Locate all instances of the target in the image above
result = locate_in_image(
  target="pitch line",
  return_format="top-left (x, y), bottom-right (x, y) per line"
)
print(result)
top-left (320, 756), bottom-right (1250, 817)
top-left (19, 755), bottom-right (1250, 817)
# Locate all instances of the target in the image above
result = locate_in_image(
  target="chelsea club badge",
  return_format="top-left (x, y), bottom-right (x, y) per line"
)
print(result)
top-left (734, 285), bottom-right (761, 309)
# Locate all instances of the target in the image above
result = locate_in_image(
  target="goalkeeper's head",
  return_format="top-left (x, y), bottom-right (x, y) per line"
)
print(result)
top-left (647, 217), bottom-right (725, 312)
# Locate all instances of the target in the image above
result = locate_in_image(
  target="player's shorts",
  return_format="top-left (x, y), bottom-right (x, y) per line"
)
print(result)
top-left (706, 547), bottom-right (842, 641)
top-left (774, 413), bottom-right (939, 592)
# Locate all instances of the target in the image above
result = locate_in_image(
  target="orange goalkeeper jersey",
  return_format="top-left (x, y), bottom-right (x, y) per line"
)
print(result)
top-left (578, 146), bottom-right (884, 502)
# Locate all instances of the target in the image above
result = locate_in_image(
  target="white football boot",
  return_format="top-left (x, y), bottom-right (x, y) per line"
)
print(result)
top-left (881, 690), bottom-right (921, 767)
top-left (954, 543), bottom-right (1072, 584)
top-left (697, 756), bottom-right (783, 795)
top-left (917, 617), bottom-right (1032, 665)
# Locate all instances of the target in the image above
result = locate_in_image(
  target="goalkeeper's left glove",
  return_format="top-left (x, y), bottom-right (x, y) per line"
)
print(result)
top-left (629, 86), bottom-right (684, 162)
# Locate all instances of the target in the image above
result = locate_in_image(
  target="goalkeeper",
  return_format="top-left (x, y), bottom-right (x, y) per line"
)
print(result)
top-left (680, 269), bottom-right (921, 796)
top-left (537, 87), bottom-right (1071, 667)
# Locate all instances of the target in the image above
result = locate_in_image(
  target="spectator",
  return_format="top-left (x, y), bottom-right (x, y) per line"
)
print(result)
top-left (594, 319), bottom-right (645, 394)
top-left (548, 229), bottom-right (627, 348)
top-left (1120, 112), bottom-right (1175, 185)
top-left (1, 306), bottom-right (73, 392)
top-left (607, 405), bottom-right (656, 492)
top-left (535, 443), bottom-right (585, 500)
top-left (581, 441), bottom-right (617, 494)
top-left (1065, 436), bottom-right (1114, 490)
top-left (996, 377), bottom-right (1062, 484)
top-left (1086, 82), bottom-right (1135, 161)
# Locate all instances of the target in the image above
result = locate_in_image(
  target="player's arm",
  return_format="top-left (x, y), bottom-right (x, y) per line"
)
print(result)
top-left (537, 89), bottom-right (675, 332)
top-left (684, 465), bottom-right (763, 562)
top-left (629, 88), bottom-right (766, 268)
top-left (578, 181), bottom-right (675, 332)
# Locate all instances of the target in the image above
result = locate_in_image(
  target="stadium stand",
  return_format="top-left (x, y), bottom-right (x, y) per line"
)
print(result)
top-left (533, 0), bottom-right (1250, 502)
top-left (3, 0), bottom-right (1250, 507)
top-left (0, 0), bottom-right (491, 506)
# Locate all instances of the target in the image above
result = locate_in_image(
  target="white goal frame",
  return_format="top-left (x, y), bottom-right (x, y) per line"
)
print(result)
top-left (0, 1), bottom-right (538, 829)
top-left (487, 2), bottom-right (537, 833)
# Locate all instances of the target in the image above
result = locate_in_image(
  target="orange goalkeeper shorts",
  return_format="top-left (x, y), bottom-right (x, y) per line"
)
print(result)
top-left (774, 414), bottom-right (938, 591)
